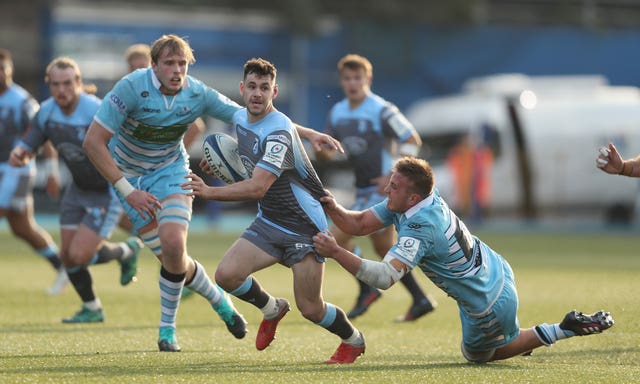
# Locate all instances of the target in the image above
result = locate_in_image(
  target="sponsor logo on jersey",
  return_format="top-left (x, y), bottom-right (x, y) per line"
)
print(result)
top-left (142, 107), bottom-right (161, 113)
top-left (109, 94), bottom-right (127, 113)
top-left (176, 106), bottom-right (191, 117)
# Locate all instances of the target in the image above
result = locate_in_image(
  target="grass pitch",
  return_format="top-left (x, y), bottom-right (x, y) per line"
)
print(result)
top-left (1, 227), bottom-right (639, 383)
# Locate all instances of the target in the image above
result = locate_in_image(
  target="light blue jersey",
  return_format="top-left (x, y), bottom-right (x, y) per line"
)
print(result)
top-left (94, 68), bottom-right (241, 177)
top-left (325, 93), bottom-right (415, 190)
top-left (372, 188), bottom-right (519, 350)
top-left (0, 83), bottom-right (38, 161)
top-left (372, 188), bottom-right (507, 316)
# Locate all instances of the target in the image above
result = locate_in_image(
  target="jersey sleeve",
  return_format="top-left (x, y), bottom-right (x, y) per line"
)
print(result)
top-left (381, 102), bottom-right (416, 143)
top-left (256, 129), bottom-right (294, 177)
top-left (370, 199), bottom-right (394, 227)
top-left (94, 78), bottom-right (138, 133)
top-left (20, 96), bottom-right (39, 130)
top-left (19, 108), bottom-right (49, 152)
top-left (387, 216), bottom-right (432, 268)
top-left (202, 86), bottom-right (241, 124)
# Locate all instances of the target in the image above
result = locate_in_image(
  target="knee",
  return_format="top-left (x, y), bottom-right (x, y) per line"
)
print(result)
top-left (214, 265), bottom-right (242, 291)
top-left (66, 248), bottom-right (89, 266)
top-left (160, 232), bottom-right (186, 259)
top-left (297, 301), bottom-right (325, 323)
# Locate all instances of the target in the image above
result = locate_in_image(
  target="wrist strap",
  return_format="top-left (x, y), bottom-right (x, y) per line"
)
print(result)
top-left (114, 177), bottom-right (135, 197)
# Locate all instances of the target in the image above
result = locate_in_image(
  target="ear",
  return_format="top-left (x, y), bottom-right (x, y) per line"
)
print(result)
top-left (239, 81), bottom-right (244, 97)
top-left (273, 83), bottom-right (279, 99)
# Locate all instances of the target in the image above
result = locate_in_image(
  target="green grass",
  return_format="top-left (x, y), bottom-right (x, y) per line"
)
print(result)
top-left (1, 229), bottom-right (639, 383)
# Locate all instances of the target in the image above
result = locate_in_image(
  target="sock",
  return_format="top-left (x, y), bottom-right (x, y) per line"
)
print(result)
top-left (534, 323), bottom-right (570, 346)
top-left (92, 243), bottom-right (125, 265)
top-left (67, 266), bottom-right (96, 302)
top-left (84, 298), bottom-right (102, 311)
top-left (184, 260), bottom-right (223, 306)
top-left (159, 267), bottom-right (185, 329)
top-left (343, 329), bottom-right (363, 346)
top-left (230, 276), bottom-right (271, 310)
top-left (38, 245), bottom-right (62, 270)
top-left (317, 302), bottom-right (356, 340)
top-left (260, 297), bottom-right (279, 319)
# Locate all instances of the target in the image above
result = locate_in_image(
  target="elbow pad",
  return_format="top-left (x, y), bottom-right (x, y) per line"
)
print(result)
top-left (355, 258), bottom-right (405, 290)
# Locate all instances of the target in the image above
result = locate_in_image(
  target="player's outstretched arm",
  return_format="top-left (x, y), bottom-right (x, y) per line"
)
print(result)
top-left (294, 124), bottom-right (344, 154)
top-left (597, 143), bottom-right (640, 177)
top-left (320, 193), bottom-right (384, 236)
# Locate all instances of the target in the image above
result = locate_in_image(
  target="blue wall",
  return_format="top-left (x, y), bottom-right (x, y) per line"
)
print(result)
top-left (51, 17), bottom-right (640, 130)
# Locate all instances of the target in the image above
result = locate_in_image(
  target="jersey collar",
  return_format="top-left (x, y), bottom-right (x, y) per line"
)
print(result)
top-left (404, 193), bottom-right (434, 219)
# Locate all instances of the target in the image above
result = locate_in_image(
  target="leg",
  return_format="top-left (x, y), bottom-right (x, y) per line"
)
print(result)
top-left (331, 225), bottom-right (382, 320)
top-left (370, 226), bottom-right (436, 322)
top-left (7, 206), bottom-right (67, 294)
top-left (490, 309), bottom-right (615, 361)
top-left (216, 238), bottom-right (281, 350)
top-left (60, 225), bottom-right (108, 323)
top-left (292, 254), bottom-right (365, 364)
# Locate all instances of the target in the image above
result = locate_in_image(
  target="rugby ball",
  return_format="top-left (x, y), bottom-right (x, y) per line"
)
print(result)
top-left (202, 133), bottom-right (249, 184)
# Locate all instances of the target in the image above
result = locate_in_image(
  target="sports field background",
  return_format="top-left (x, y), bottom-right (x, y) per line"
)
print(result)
top-left (1, 223), bottom-right (639, 383)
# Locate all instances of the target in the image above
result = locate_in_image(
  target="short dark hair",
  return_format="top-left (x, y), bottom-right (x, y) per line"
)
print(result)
top-left (393, 156), bottom-right (435, 198)
top-left (243, 57), bottom-right (277, 82)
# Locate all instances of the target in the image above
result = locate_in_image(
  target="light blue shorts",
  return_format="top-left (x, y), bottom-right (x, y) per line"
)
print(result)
top-left (0, 162), bottom-right (35, 211)
top-left (460, 259), bottom-right (520, 362)
top-left (116, 161), bottom-right (191, 231)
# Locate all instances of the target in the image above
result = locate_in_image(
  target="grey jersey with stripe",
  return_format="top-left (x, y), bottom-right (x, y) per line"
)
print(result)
top-left (234, 108), bottom-right (327, 236)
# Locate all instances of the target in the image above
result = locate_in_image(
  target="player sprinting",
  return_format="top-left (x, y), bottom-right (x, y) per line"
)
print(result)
top-left (183, 58), bottom-right (366, 364)
top-left (84, 35), bottom-right (342, 352)
top-left (0, 48), bottom-right (68, 295)
top-left (316, 54), bottom-right (435, 321)
top-left (9, 57), bottom-right (142, 323)
top-left (84, 35), bottom-right (247, 351)
top-left (313, 156), bottom-right (614, 363)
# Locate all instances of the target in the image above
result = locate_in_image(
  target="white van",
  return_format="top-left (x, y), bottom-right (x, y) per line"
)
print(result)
top-left (405, 73), bottom-right (640, 223)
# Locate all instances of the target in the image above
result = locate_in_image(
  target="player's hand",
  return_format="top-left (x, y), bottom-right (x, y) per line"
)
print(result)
top-left (182, 172), bottom-right (213, 199)
top-left (596, 143), bottom-right (624, 174)
top-left (312, 231), bottom-right (339, 259)
top-left (308, 131), bottom-right (344, 153)
top-left (126, 189), bottom-right (161, 220)
top-left (319, 190), bottom-right (338, 211)
top-left (199, 158), bottom-right (215, 176)
top-left (8, 146), bottom-right (31, 167)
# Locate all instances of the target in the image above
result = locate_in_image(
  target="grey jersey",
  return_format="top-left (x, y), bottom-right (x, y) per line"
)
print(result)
top-left (22, 93), bottom-right (107, 191)
top-left (325, 93), bottom-right (416, 189)
top-left (234, 108), bottom-right (328, 236)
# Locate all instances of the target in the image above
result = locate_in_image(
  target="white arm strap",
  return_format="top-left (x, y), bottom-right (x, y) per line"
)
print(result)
top-left (355, 257), bottom-right (406, 290)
